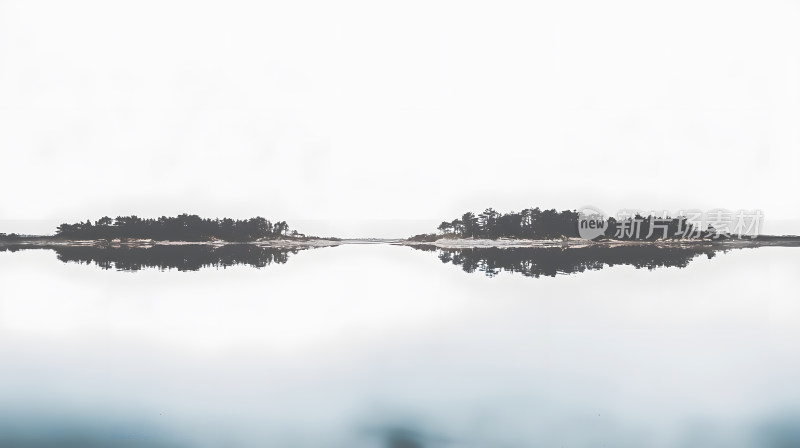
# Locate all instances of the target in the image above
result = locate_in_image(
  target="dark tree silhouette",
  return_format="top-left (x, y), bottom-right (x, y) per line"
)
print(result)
top-left (54, 214), bottom-right (302, 242)
top-left (426, 208), bottom-right (716, 241)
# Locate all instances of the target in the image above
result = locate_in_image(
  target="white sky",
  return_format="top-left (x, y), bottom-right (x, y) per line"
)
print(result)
top-left (1, 0), bottom-right (799, 237)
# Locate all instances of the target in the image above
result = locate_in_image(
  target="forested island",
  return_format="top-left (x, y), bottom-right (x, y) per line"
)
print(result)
top-left (0, 214), bottom-right (337, 244)
top-left (1, 209), bottom-right (797, 248)
top-left (57, 214), bottom-right (305, 241)
top-left (0, 213), bottom-right (340, 247)
top-left (399, 207), bottom-right (800, 277)
top-left (0, 214), bottom-right (341, 270)
top-left (1, 210), bottom-right (798, 273)
top-left (410, 208), bottom-right (751, 242)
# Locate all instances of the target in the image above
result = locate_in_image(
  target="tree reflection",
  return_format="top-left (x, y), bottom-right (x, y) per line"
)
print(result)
top-left (410, 245), bottom-right (726, 278)
top-left (0, 244), bottom-right (313, 271)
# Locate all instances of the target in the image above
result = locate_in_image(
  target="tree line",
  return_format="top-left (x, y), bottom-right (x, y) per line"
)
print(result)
top-left (55, 214), bottom-right (301, 242)
top-left (435, 208), bottom-right (580, 239)
top-left (431, 208), bottom-right (714, 240)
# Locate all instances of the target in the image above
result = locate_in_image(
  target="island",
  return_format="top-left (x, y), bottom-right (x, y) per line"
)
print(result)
top-left (0, 214), bottom-right (342, 248)
top-left (1, 209), bottom-right (798, 273)
top-left (403, 207), bottom-right (800, 249)
top-left (0, 214), bottom-right (344, 271)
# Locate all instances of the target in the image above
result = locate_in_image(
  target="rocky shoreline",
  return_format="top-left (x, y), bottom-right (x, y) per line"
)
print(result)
top-left (396, 236), bottom-right (800, 249)
top-left (3, 235), bottom-right (800, 251)
top-left (0, 237), bottom-right (343, 249)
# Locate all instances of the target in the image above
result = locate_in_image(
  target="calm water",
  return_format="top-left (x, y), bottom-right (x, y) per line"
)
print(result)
top-left (1, 244), bottom-right (799, 447)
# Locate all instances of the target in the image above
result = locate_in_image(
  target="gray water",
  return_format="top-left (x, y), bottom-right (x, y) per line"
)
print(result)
top-left (1, 244), bottom-right (799, 447)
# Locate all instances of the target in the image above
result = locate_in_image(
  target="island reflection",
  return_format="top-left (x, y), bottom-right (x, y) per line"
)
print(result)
top-left (0, 244), bottom-right (314, 271)
top-left (410, 244), bottom-right (727, 278)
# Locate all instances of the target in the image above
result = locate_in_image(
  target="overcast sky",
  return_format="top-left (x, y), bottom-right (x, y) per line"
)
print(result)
top-left (1, 0), bottom-right (798, 237)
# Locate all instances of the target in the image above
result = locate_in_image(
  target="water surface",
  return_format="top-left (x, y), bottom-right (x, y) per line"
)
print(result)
top-left (1, 244), bottom-right (799, 447)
